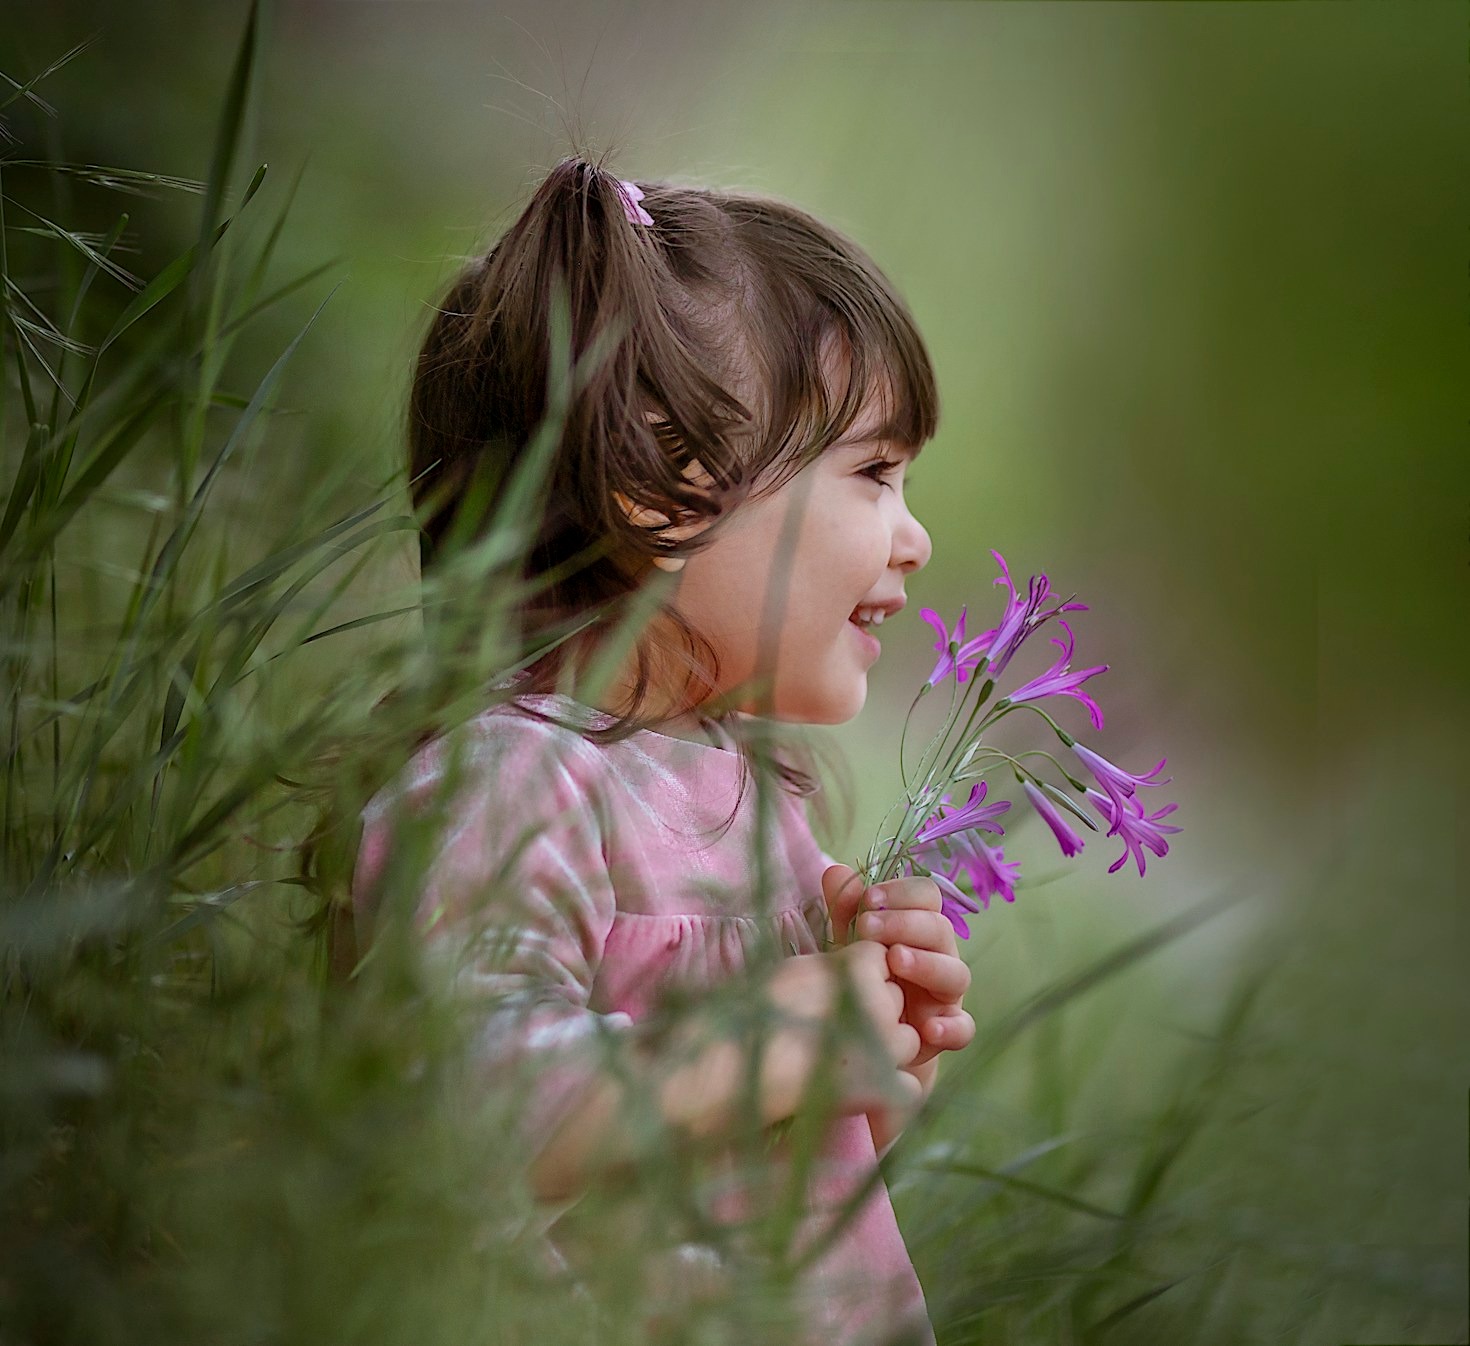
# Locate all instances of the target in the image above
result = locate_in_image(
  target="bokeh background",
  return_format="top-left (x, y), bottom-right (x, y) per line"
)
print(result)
top-left (4, 2), bottom-right (1465, 1342)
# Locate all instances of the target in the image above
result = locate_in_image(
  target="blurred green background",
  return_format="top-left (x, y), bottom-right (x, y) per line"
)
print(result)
top-left (3, 1), bottom-right (1465, 1342)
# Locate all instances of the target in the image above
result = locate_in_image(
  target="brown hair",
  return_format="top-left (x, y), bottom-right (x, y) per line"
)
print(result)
top-left (408, 156), bottom-right (938, 808)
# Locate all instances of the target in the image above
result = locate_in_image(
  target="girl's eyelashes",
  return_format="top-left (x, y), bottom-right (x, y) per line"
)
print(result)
top-left (858, 458), bottom-right (906, 488)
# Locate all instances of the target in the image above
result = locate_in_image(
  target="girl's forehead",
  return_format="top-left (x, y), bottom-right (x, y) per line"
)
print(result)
top-left (830, 399), bottom-right (924, 456)
top-left (820, 360), bottom-right (927, 455)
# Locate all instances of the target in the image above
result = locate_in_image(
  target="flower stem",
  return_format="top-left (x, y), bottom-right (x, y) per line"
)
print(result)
top-left (897, 684), bottom-right (928, 790)
top-left (938, 677), bottom-right (995, 778)
top-left (917, 670), bottom-right (994, 805)
top-left (872, 665), bottom-right (999, 885)
top-left (981, 699), bottom-right (1074, 745)
top-left (908, 677), bottom-right (960, 790)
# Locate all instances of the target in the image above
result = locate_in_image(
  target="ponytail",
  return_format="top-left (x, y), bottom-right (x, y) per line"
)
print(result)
top-left (411, 158), bottom-right (748, 576)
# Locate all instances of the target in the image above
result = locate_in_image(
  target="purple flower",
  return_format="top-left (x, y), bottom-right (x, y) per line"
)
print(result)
top-left (978, 551), bottom-right (1090, 679)
top-left (1023, 780), bottom-right (1085, 858)
top-left (920, 606), bottom-right (991, 686)
top-left (1069, 741), bottom-right (1173, 838)
top-left (1002, 620), bottom-right (1109, 732)
top-left (937, 830), bottom-right (1022, 910)
top-left (1085, 788), bottom-right (1182, 877)
top-left (926, 868), bottom-right (981, 940)
top-left (914, 781), bottom-right (1011, 845)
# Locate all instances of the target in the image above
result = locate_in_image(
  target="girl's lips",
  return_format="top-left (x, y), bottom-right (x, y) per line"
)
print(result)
top-left (847, 615), bottom-right (881, 659)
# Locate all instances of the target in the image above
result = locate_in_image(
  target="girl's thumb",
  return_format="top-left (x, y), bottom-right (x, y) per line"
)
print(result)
top-left (821, 864), bottom-right (868, 943)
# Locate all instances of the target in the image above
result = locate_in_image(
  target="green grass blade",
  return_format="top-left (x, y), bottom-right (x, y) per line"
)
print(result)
top-left (192, 1), bottom-right (260, 268)
top-left (8, 390), bottom-right (170, 565)
top-left (0, 39), bottom-right (94, 115)
top-left (1088, 1277), bottom-right (1189, 1337)
top-left (922, 1159), bottom-right (1128, 1223)
top-left (127, 285), bottom-right (338, 631)
top-left (972, 886), bottom-right (1250, 1069)
top-left (3, 197), bottom-right (142, 290)
top-left (0, 162), bottom-right (205, 196)
top-left (99, 166), bottom-right (266, 355)
top-left (239, 159), bottom-right (307, 310)
top-left (47, 212), bottom-right (128, 432)
top-left (212, 496), bottom-right (396, 610)
top-left (219, 259), bottom-right (340, 344)
top-left (0, 422), bottom-right (46, 552)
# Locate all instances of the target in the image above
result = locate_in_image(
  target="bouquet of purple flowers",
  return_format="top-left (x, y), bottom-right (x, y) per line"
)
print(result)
top-left (862, 552), bottom-right (1182, 937)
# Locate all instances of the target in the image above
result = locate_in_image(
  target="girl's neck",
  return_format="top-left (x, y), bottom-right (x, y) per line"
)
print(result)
top-left (556, 662), bottom-right (737, 750)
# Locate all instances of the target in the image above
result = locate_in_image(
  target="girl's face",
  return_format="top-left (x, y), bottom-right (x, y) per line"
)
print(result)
top-left (672, 397), bottom-right (932, 725)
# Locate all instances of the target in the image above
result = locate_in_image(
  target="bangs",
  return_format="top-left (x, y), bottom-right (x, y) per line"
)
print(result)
top-left (821, 318), bottom-right (937, 456)
top-left (719, 194), bottom-right (939, 490)
top-left (755, 312), bottom-right (938, 493)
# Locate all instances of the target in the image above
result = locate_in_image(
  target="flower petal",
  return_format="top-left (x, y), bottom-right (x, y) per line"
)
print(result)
top-left (1023, 780), bottom-right (1085, 859)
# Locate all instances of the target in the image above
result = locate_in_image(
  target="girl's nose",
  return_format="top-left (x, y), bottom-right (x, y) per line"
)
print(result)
top-left (893, 503), bottom-right (932, 574)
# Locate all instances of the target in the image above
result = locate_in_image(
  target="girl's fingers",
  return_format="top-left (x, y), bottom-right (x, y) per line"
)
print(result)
top-left (843, 942), bottom-right (910, 1029)
top-left (887, 944), bottom-right (970, 1001)
top-left (893, 1021), bottom-right (922, 1066)
top-left (868, 876), bottom-right (942, 912)
top-left (919, 1009), bottom-right (975, 1051)
top-left (881, 978), bottom-right (905, 1019)
top-left (856, 908), bottom-right (958, 955)
top-left (821, 864), bottom-right (868, 941)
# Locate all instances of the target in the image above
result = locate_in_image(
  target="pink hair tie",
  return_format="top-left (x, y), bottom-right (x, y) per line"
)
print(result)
top-left (614, 178), bottom-right (654, 227)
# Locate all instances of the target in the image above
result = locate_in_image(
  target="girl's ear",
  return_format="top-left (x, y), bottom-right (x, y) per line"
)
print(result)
top-left (613, 430), bottom-right (719, 572)
top-left (613, 492), bottom-right (690, 573)
top-left (613, 486), bottom-right (715, 573)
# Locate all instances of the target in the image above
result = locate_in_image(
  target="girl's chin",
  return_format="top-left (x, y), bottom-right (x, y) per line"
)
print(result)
top-left (788, 676), bottom-right (869, 725)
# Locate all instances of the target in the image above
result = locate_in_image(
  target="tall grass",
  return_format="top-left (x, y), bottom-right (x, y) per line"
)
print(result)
top-left (2, 13), bottom-right (1463, 1346)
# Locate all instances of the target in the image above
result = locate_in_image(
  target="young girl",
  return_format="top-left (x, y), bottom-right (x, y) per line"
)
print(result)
top-left (353, 159), bottom-right (975, 1345)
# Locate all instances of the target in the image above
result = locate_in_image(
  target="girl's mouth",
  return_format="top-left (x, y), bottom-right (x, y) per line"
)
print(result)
top-left (847, 611), bottom-right (882, 656)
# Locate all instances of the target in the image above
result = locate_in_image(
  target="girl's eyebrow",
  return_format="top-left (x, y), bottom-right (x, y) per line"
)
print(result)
top-left (838, 436), bottom-right (923, 460)
top-left (833, 417), bottom-right (923, 456)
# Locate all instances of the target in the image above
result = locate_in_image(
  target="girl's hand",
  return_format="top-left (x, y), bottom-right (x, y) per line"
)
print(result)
top-left (821, 864), bottom-right (975, 1070)
top-left (755, 943), bottom-right (923, 1126)
top-left (541, 941), bottom-right (920, 1198)
top-left (658, 941), bottom-right (921, 1140)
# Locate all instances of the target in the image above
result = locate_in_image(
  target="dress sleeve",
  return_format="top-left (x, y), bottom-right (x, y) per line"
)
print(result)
top-left (355, 717), bottom-right (635, 1154)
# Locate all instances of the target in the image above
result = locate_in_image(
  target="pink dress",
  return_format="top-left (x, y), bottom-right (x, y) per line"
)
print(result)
top-left (353, 692), bottom-right (934, 1345)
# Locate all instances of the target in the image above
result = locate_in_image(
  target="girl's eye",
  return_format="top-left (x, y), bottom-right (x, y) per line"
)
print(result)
top-left (859, 459), bottom-right (904, 487)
